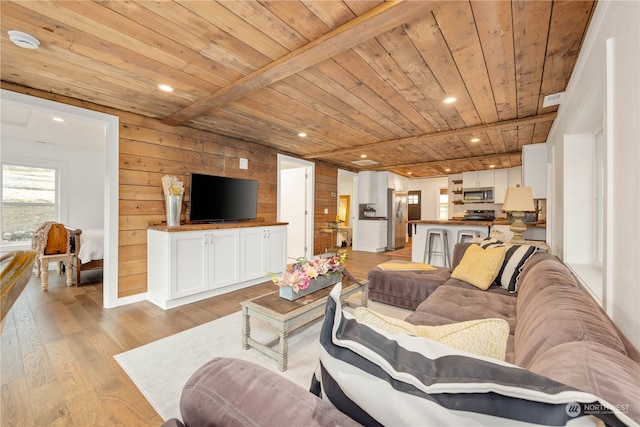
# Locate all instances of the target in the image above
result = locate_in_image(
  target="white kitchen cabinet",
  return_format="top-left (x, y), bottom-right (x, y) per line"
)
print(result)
top-left (386, 172), bottom-right (409, 191)
top-left (147, 224), bottom-right (287, 309)
top-left (523, 144), bottom-right (547, 198)
top-left (462, 170), bottom-right (494, 188)
top-left (356, 220), bottom-right (387, 252)
top-left (240, 226), bottom-right (286, 281)
top-left (358, 171), bottom-right (378, 204)
top-left (493, 169), bottom-right (509, 203)
top-left (495, 167), bottom-right (523, 203)
top-left (508, 166), bottom-right (522, 188)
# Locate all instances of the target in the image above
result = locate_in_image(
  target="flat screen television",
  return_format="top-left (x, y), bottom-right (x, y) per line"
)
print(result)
top-left (189, 173), bottom-right (258, 223)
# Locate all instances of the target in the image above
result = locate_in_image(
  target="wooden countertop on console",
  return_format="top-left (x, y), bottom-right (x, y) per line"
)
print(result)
top-left (148, 220), bottom-right (288, 232)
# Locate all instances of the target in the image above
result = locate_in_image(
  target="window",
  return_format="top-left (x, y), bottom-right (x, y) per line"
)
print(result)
top-left (408, 194), bottom-right (419, 205)
top-left (439, 188), bottom-right (448, 220)
top-left (1, 163), bottom-right (58, 243)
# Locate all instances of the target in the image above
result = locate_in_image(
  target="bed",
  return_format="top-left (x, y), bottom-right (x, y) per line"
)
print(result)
top-left (65, 226), bottom-right (104, 286)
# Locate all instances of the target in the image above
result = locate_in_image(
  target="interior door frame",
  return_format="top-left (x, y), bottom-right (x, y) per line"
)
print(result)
top-left (277, 154), bottom-right (314, 260)
top-left (1, 89), bottom-right (120, 308)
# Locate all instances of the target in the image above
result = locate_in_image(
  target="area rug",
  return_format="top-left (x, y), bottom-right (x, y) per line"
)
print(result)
top-left (114, 301), bottom-right (410, 422)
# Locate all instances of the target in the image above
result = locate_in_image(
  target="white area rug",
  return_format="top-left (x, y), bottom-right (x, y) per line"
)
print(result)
top-left (114, 301), bottom-right (410, 422)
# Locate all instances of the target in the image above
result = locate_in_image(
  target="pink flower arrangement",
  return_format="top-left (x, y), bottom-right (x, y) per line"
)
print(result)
top-left (270, 253), bottom-right (347, 294)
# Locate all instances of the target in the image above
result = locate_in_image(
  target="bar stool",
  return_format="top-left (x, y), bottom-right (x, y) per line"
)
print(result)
top-left (457, 229), bottom-right (481, 243)
top-left (423, 228), bottom-right (451, 267)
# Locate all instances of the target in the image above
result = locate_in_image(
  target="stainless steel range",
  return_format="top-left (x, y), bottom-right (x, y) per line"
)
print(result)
top-left (463, 209), bottom-right (495, 221)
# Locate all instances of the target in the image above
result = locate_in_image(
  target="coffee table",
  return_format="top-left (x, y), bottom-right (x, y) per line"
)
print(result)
top-left (241, 278), bottom-right (368, 371)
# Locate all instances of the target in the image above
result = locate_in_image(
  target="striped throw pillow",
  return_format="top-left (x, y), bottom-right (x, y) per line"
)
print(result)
top-left (311, 283), bottom-right (633, 426)
top-left (476, 239), bottom-right (538, 292)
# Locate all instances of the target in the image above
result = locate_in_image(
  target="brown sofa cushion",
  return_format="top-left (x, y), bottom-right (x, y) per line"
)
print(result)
top-left (367, 267), bottom-right (451, 310)
top-left (178, 357), bottom-right (361, 427)
top-left (528, 341), bottom-right (640, 424)
top-left (405, 280), bottom-right (518, 362)
top-left (514, 280), bottom-right (627, 368)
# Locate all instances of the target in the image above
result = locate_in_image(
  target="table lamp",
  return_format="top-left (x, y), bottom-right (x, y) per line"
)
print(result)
top-left (502, 186), bottom-right (535, 243)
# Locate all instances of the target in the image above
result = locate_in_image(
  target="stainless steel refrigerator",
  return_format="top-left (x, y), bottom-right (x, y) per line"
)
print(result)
top-left (386, 188), bottom-right (408, 250)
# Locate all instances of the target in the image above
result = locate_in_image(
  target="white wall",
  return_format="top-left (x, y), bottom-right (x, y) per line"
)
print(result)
top-left (408, 177), bottom-right (448, 220)
top-left (2, 139), bottom-right (105, 232)
top-left (546, 0), bottom-right (640, 347)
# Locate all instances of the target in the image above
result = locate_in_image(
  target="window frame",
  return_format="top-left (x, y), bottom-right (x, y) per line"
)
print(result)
top-left (1, 156), bottom-right (67, 252)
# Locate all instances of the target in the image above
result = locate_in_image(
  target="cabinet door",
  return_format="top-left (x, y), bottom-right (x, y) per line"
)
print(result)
top-left (378, 221), bottom-right (388, 250)
top-left (239, 228), bottom-right (266, 281)
top-left (508, 166), bottom-right (522, 188)
top-left (171, 232), bottom-right (208, 299)
top-left (209, 229), bottom-right (240, 289)
top-left (264, 226), bottom-right (286, 274)
top-left (493, 169), bottom-right (509, 203)
top-left (477, 170), bottom-right (495, 187)
top-left (523, 144), bottom-right (547, 198)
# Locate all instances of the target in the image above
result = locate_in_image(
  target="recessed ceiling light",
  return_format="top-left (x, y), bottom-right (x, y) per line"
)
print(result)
top-left (443, 97), bottom-right (457, 104)
top-left (489, 165), bottom-right (496, 168)
top-left (470, 138), bottom-right (480, 143)
top-left (444, 168), bottom-right (451, 172)
top-left (298, 132), bottom-right (307, 137)
top-left (8, 30), bottom-right (40, 49)
top-left (158, 84), bottom-right (174, 92)
top-left (52, 117), bottom-right (64, 123)
top-left (360, 154), bottom-right (367, 158)
top-left (407, 172), bottom-right (412, 175)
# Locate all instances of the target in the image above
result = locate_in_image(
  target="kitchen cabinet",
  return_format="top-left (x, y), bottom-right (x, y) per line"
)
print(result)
top-left (240, 226), bottom-right (286, 281)
top-left (495, 167), bottom-right (523, 203)
top-left (463, 170), bottom-right (494, 188)
top-left (356, 220), bottom-right (387, 252)
top-left (523, 144), bottom-right (547, 199)
top-left (147, 224), bottom-right (287, 309)
top-left (358, 171), bottom-right (378, 204)
top-left (386, 172), bottom-right (409, 192)
top-left (493, 169), bottom-right (509, 203)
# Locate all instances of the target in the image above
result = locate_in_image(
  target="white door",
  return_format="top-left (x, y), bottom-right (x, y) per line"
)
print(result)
top-left (279, 155), bottom-right (314, 260)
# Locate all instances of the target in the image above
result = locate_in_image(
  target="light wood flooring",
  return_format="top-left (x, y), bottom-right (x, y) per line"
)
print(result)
top-left (1, 246), bottom-right (410, 426)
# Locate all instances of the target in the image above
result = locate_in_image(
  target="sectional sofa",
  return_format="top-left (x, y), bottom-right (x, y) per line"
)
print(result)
top-left (162, 242), bottom-right (640, 426)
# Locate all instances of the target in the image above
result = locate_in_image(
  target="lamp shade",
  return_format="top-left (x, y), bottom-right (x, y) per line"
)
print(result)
top-left (502, 186), bottom-right (535, 212)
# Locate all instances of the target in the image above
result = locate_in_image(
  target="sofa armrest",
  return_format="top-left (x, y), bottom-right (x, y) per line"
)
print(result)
top-left (178, 357), bottom-right (361, 427)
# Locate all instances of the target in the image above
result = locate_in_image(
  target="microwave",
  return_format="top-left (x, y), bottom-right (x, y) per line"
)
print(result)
top-left (463, 187), bottom-right (494, 203)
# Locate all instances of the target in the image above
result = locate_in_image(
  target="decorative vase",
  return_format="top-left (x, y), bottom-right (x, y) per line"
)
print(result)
top-left (165, 195), bottom-right (182, 227)
top-left (279, 271), bottom-right (343, 301)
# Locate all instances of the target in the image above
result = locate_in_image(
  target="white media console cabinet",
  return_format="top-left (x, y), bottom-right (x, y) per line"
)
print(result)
top-left (147, 221), bottom-right (287, 309)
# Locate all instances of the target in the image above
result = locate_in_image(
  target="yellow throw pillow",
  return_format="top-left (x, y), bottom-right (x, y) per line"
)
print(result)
top-left (353, 307), bottom-right (509, 360)
top-left (377, 261), bottom-right (436, 271)
top-left (450, 244), bottom-right (506, 290)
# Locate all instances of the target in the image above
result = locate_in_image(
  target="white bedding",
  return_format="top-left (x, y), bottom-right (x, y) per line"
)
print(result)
top-left (78, 229), bottom-right (104, 264)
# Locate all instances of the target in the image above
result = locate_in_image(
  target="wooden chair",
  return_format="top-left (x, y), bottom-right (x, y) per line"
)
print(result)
top-left (32, 222), bottom-right (73, 290)
top-left (1, 250), bottom-right (36, 328)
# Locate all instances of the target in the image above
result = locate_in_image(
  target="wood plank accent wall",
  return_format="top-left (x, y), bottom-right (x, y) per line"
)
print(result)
top-left (2, 82), bottom-right (339, 298)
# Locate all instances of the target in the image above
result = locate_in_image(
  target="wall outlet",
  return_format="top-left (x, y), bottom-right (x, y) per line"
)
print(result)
top-left (239, 158), bottom-right (248, 170)
top-left (324, 208), bottom-right (328, 214)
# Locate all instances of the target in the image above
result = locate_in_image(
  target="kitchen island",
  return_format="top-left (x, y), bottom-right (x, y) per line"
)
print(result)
top-left (409, 219), bottom-right (546, 266)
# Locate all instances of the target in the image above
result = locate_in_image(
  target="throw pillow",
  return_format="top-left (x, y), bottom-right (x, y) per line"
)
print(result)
top-left (496, 244), bottom-right (538, 292)
top-left (353, 307), bottom-right (509, 360)
top-left (450, 244), bottom-right (506, 290)
top-left (312, 284), bottom-right (633, 427)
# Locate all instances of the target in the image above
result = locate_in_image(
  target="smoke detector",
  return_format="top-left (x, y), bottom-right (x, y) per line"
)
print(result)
top-left (8, 31), bottom-right (40, 49)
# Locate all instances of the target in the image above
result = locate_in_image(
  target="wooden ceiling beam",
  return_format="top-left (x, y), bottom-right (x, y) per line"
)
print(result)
top-left (303, 112), bottom-right (557, 159)
top-left (162, 0), bottom-right (446, 126)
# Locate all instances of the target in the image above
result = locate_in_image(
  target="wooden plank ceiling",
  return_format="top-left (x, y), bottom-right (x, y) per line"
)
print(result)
top-left (0, 0), bottom-right (595, 177)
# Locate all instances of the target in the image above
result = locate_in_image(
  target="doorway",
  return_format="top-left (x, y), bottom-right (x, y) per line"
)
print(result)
top-left (407, 190), bottom-right (421, 237)
top-left (1, 89), bottom-right (119, 308)
top-left (277, 155), bottom-right (314, 261)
